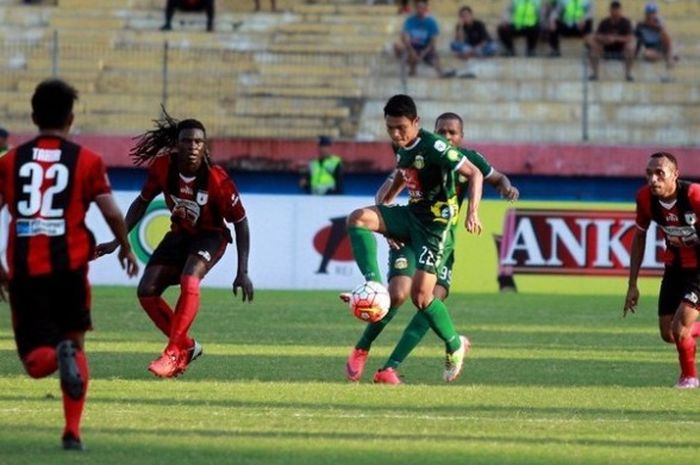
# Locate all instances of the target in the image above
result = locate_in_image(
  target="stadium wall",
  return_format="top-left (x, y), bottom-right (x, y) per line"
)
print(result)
top-left (83, 192), bottom-right (661, 296)
top-left (9, 134), bottom-right (700, 176)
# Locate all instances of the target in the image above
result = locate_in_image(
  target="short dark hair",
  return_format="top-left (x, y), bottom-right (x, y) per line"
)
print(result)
top-left (459, 5), bottom-right (472, 15)
top-left (177, 118), bottom-right (206, 137)
top-left (650, 152), bottom-right (678, 168)
top-left (384, 94), bottom-right (418, 120)
top-left (610, 1), bottom-right (621, 9)
top-left (435, 112), bottom-right (464, 130)
top-left (31, 78), bottom-right (78, 130)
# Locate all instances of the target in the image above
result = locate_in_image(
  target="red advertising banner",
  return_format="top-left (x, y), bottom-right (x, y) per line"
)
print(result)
top-left (497, 208), bottom-right (665, 277)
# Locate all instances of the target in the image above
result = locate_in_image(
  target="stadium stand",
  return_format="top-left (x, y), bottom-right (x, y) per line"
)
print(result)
top-left (0, 0), bottom-right (697, 145)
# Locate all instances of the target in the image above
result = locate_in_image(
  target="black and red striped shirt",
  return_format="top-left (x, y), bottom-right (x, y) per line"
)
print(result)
top-left (0, 136), bottom-right (111, 278)
top-left (635, 181), bottom-right (700, 269)
top-left (140, 153), bottom-right (246, 241)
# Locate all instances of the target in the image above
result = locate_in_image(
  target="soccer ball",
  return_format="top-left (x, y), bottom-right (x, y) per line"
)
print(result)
top-left (349, 281), bottom-right (391, 323)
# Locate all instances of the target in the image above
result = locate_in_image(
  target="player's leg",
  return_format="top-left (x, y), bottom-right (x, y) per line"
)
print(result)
top-left (375, 251), bottom-right (455, 382)
top-left (672, 302), bottom-right (700, 389)
top-left (346, 246), bottom-right (414, 381)
top-left (151, 231), bottom-right (227, 377)
top-left (137, 231), bottom-right (187, 339)
top-left (346, 205), bottom-right (387, 282)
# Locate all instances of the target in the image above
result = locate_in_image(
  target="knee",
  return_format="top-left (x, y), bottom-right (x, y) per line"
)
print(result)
top-left (137, 281), bottom-right (158, 298)
top-left (660, 330), bottom-right (675, 344)
top-left (390, 288), bottom-right (409, 309)
top-left (411, 290), bottom-right (433, 310)
top-left (347, 208), bottom-right (368, 228)
top-left (23, 347), bottom-right (58, 379)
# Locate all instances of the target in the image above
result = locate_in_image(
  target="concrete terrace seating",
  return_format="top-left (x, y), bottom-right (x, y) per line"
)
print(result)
top-left (0, 0), bottom-right (697, 144)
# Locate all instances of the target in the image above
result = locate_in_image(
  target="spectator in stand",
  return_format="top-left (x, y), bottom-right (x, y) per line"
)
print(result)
top-left (299, 136), bottom-right (344, 195)
top-left (394, 0), bottom-right (452, 78)
top-left (586, 0), bottom-right (635, 81)
top-left (253, 0), bottom-right (277, 12)
top-left (161, 0), bottom-right (215, 32)
top-left (0, 128), bottom-right (9, 157)
top-left (636, 2), bottom-right (676, 80)
top-left (498, 0), bottom-right (543, 57)
top-left (547, 0), bottom-right (594, 57)
top-left (450, 6), bottom-right (498, 60)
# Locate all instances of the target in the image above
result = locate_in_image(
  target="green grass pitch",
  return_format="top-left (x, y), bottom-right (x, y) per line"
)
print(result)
top-left (0, 287), bottom-right (698, 465)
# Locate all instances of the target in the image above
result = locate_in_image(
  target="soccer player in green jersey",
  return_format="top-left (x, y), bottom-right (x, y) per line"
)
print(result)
top-left (346, 95), bottom-right (484, 384)
top-left (345, 112), bottom-right (519, 383)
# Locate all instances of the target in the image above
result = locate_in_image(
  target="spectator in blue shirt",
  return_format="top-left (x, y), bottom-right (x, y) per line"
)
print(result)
top-left (394, 0), bottom-right (452, 77)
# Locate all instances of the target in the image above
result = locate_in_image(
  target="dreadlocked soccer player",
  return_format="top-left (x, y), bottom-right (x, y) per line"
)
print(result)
top-left (96, 112), bottom-right (254, 378)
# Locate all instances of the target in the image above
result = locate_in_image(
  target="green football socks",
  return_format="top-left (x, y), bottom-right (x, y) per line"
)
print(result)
top-left (383, 310), bottom-right (431, 369)
top-left (348, 225), bottom-right (381, 282)
top-left (355, 307), bottom-right (398, 351)
top-left (423, 298), bottom-right (461, 353)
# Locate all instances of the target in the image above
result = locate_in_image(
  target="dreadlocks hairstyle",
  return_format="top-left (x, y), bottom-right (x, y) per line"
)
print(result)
top-left (130, 109), bottom-right (210, 166)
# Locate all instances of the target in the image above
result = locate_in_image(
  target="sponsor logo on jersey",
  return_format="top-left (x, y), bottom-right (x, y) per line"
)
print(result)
top-left (197, 250), bottom-right (212, 262)
top-left (180, 185), bottom-right (193, 195)
top-left (433, 140), bottom-right (447, 152)
top-left (394, 257), bottom-right (408, 270)
top-left (196, 190), bottom-right (208, 206)
top-left (446, 149), bottom-right (460, 162)
top-left (16, 218), bottom-right (65, 237)
top-left (414, 155), bottom-right (425, 169)
top-left (665, 213), bottom-right (678, 222)
top-left (684, 291), bottom-right (699, 304)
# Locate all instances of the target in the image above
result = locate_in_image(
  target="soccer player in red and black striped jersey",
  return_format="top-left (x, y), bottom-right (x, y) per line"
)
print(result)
top-left (625, 152), bottom-right (700, 389)
top-left (96, 112), bottom-right (253, 379)
top-left (0, 79), bottom-right (139, 450)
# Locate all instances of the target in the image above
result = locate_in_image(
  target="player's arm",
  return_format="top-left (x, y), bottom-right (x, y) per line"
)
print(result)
top-left (456, 157), bottom-right (483, 235)
top-left (375, 169), bottom-right (405, 205)
top-left (94, 194), bottom-right (139, 277)
top-left (232, 217), bottom-right (253, 302)
top-left (94, 195), bottom-right (150, 257)
top-left (624, 227), bottom-right (646, 317)
top-left (487, 169), bottom-right (519, 201)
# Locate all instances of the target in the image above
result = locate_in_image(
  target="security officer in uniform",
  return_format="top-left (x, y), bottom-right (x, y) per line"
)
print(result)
top-left (300, 135), bottom-right (344, 195)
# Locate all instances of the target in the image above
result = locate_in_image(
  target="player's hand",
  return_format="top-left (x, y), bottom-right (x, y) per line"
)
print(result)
top-left (386, 237), bottom-right (404, 250)
top-left (623, 285), bottom-right (639, 317)
top-left (233, 272), bottom-right (254, 302)
top-left (118, 247), bottom-right (140, 278)
top-left (466, 212), bottom-right (482, 235)
top-left (0, 265), bottom-right (8, 302)
top-left (94, 240), bottom-right (119, 259)
top-left (500, 186), bottom-right (520, 202)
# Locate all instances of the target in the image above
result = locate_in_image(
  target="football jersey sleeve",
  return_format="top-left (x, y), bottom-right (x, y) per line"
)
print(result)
top-left (635, 187), bottom-right (652, 231)
top-left (140, 157), bottom-right (165, 202)
top-left (688, 183), bottom-right (700, 216)
top-left (461, 148), bottom-right (493, 178)
top-left (84, 152), bottom-right (112, 200)
top-left (213, 167), bottom-right (246, 224)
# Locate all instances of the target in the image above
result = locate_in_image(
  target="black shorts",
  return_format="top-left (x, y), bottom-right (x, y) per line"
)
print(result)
top-left (9, 268), bottom-right (91, 357)
top-left (658, 266), bottom-right (700, 316)
top-left (147, 229), bottom-right (228, 279)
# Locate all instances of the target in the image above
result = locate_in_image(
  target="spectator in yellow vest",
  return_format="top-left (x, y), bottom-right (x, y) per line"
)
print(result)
top-left (547, 0), bottom-right (594, 57)
top-left (498, 0), bottom-right (543, 56)
top-left (300, 136), bottom-right (344, 195)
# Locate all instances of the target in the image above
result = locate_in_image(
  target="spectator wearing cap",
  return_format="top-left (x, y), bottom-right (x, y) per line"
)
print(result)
top-left (636, 2), bottom-right (676, 80)
top-left (586, 0), bottom-right (635, 81)
top-left (0, 128), bottom-right (9, 157)
top-left (300, 136), bottom-right (344, 195)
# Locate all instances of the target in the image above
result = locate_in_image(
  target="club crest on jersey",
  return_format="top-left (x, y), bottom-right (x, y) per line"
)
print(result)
top-left (394, 257), bottom-right (408, 270)
top-left (196, 190), bottom-right (208, 205)
top-left (414, 155), bottom-right (425, 169)
top-left (685, 213), bottom-right (696, 226)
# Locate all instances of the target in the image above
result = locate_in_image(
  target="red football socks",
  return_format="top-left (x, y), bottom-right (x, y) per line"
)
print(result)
top-left (676, 336), bottom-right (697, 378)
top-left (139, 296), bottom-right (173, 337)
top-left (169, 275), bottom-right (201, 351)
top-left (62, 349), bottom-right (89, 440)
top-left (23, 347), bottom-right (58, 378)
